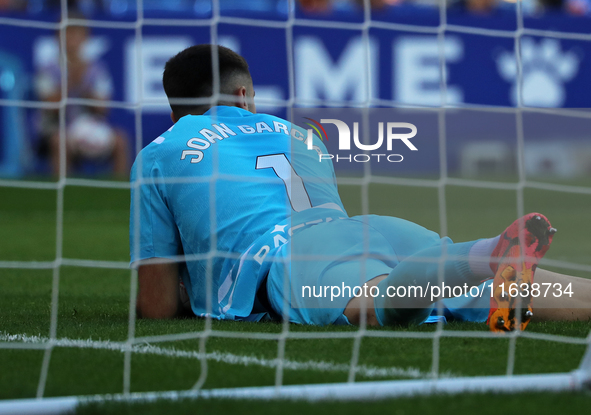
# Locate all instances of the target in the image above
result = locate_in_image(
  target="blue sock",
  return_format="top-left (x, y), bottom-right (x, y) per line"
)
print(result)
top-left (374, 240), bottom-right (478, 326)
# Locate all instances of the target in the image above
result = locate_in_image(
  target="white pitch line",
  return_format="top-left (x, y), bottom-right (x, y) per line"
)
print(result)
top-left (0, 332), bottom-right (453, 380)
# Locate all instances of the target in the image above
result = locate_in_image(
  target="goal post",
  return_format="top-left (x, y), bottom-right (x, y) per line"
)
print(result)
top-left (1, 350), bottom-right (590, 414)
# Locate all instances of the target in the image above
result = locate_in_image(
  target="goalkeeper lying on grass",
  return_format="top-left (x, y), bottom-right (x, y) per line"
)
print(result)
top-left (130, 44), bottom-right (591, 332)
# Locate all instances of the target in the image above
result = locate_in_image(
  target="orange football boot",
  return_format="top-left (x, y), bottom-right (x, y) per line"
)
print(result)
top-left (487, 213), bottom-right (556, 332)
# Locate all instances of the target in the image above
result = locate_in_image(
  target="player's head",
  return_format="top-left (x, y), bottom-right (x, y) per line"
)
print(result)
top-left (163, 44), bottom-right (255, 121)
top-left (58, 12), bottom-right (90, 59)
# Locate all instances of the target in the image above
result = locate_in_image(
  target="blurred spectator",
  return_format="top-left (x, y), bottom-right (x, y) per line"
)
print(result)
top-left (566, 0), bottom-right (591, 15)
top-left (35, 14), bottom-right (129, 177)
top-left (464, 0), bottom-right (497, 13)
top-left (447, 0), bottom-right (498, 15)
top-left (299, 0), bottom-right (403, 12)
top-left (45, 0), bottom-right (102, 13)
top-left (538, 0), bottom-right (564, 11)
top-left (352, 0), bottom-right (404, 9)
top-left (299, 0), bottom-right (333, 12)
top-left (0, 0), bottom-right (26, 10)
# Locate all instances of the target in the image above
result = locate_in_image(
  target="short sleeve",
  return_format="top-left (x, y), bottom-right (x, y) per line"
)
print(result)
top-left (129, 155), bottom-right (181, 265)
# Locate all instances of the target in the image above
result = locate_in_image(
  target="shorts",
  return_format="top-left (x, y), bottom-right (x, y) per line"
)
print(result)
top-left (265, 214), bottom-right (453, 325)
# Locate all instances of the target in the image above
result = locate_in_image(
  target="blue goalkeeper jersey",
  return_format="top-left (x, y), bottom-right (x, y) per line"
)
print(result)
top-left (130, 106), bottom-right (345, 320)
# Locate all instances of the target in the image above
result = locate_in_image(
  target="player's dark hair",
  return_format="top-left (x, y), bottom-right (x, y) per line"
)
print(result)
top-left (163, 44), bottom-right (251, 118)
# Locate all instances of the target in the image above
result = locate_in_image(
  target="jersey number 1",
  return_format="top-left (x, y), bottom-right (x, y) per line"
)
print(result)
top-left (256, 154), bottom-right (312, 212)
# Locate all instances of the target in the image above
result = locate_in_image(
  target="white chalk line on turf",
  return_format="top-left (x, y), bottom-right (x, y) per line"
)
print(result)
top-left (0, 332), bottom-right (453, 380)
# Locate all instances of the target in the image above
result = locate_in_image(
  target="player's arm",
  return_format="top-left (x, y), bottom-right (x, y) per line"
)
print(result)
top-left (136, 260), bottom-right (182, 319)
top-left (131, 157), bottom-right (188, 319)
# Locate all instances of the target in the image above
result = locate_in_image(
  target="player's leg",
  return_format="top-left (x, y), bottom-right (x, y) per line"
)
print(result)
top-left (342, 273), bottom-right (385, 326)
top-left (530, 268), bottom-right (591, 321)
top-left (265, 213), bottom-right (560, 328)
top-left (347, 213), bottom-right (557, 330)
top-left (344, 268), bottom-right (591, 326)
top-left (371, 239), bottom-right (484, 326)
top-left (342, 215), bottom-right (483, 327)
top-left (264, 216), bottom-right (395, 326)
top-left (437, 267), bottom-right (591, 323)
top-left (342, 215), bottom-right (496, 326)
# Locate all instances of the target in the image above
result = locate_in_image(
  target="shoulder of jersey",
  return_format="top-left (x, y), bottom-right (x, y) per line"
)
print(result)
top-left (148, 112), bottom-right (297, 148)
top-left (148, 116), bottom-right (204, 148)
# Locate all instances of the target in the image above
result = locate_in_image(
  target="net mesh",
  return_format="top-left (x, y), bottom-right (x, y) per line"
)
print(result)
top-left (0, 0), bottom-right (590, 410)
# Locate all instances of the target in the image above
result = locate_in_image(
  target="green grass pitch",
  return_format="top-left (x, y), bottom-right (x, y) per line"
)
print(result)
top-left (1, 178), bottom-right (590, 414)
